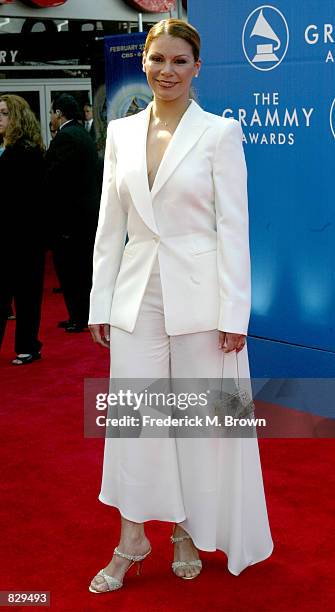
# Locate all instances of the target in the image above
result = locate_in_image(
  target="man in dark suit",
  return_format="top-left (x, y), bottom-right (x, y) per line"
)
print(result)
top-left (45, 94), bottom-right (102, 332)
top-left (83, 103), bottom-right (96, 142)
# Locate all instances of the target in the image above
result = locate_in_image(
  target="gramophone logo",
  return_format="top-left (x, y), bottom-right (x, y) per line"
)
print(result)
top-left (330, 99), bottom-right (335, 140)
top-left (242, 5), bottom-right (289, 71)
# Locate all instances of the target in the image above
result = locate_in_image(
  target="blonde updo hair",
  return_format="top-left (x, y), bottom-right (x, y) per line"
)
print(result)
top-left (144, 18), bottom-right (201, 62)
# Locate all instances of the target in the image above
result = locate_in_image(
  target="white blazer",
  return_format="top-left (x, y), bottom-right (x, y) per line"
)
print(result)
top-left (88, 99), bottom-right (251, 336)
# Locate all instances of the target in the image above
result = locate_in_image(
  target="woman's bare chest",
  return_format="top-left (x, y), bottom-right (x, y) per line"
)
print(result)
top-left (146, 126), bottom-right (173, 192)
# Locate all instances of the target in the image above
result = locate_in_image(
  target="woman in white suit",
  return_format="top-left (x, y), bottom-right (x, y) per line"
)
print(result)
top-left (88, 19), bottom-right (274, 593)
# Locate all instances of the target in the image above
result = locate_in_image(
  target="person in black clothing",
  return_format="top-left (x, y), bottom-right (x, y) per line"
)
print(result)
top-left (45, 94), bottom-right (102, 332)
top-left (0, 94), bottom-right (45, 365)
top-left (83, 103), bottom-right (96, 142)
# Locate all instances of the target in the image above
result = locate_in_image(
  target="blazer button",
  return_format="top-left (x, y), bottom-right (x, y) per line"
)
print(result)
top-left (153, 236), bottom-right (160, 243)
top-left (190, 276), bottom-right (201, 285)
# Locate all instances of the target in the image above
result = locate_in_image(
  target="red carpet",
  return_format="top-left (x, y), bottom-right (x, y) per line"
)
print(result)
top-left (1, 254), bottom-right (334, 611)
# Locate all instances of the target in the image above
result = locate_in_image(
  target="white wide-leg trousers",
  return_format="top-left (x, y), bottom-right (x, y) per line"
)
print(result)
top-left (99, 258), bottom-right (274, 575)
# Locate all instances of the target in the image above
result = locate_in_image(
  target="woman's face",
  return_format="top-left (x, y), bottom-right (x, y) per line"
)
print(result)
top-left (0, 100), bottom-right (10, 138)
top-left (143, 34), bottom-right (201, 103)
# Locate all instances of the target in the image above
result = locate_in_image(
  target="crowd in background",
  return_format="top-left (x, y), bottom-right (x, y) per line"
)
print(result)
top-left (0, 93), bottom-right (103, 365)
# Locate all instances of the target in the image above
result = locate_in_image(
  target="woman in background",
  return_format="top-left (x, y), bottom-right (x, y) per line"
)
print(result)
top-left (0, 94), bottom-right (45, 365)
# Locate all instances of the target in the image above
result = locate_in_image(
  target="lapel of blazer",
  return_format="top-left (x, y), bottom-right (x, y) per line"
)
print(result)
top-left (124, 99), bottom-right (211, 235)
top-left (150, 100), bottom-right (211, 201)
top-left (123, 102), bottom-right (158, 234)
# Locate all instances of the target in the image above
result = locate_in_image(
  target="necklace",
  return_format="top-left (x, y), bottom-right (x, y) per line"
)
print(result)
top-left (152, 100), bottom-right (192, 130)
top-left (154, 117), bottom-right (170, 129)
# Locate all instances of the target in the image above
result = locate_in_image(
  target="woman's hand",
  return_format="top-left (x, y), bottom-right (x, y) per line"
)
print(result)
top-left (219, 331), bottom-right (246, 353)
top-left (89, 324), bottom-right (110, 348)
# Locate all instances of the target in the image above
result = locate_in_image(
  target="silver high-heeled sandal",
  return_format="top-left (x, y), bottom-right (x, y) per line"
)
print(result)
top-left (170, 528), bottom-right (202, 580)
top-left (89, 545), bottom-right (152, 593)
